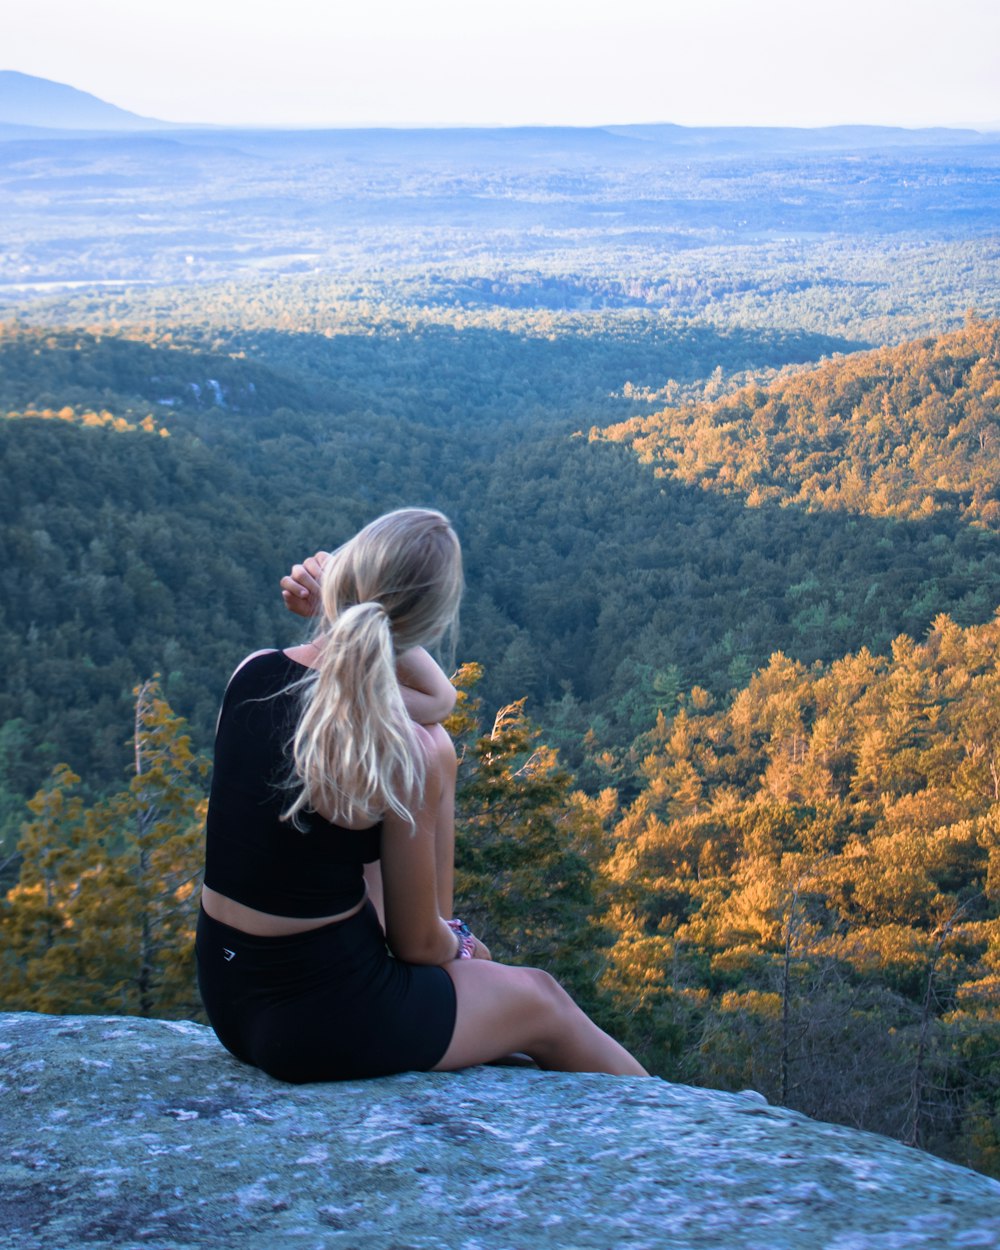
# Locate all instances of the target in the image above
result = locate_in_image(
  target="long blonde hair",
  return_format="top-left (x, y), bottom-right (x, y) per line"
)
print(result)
top-left (285, 508), bottom-right (463, 829)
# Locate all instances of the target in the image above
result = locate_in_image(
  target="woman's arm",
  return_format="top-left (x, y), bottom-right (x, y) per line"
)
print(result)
top-left (380, 726), bottom-right (464, 964)
top-left (379, 724), bottom-right (489, 964)
top-left (281, 554), bottom-right (456, 725)
top-left (396, 647), bottom-right (457, 726)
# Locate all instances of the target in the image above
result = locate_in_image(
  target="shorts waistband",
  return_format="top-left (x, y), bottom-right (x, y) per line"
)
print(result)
top-left (197, 897), bottom-right (376, 951)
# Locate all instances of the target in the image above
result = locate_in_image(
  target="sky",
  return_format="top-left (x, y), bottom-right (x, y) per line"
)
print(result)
top-left (5, 0), bottom-right (1000, 130)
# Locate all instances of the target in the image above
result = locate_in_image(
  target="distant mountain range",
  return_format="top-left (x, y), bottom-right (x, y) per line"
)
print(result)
top-left (0, 70), bottom-right (995, 147)
top-left (0, 70), bottom-right (172, 132)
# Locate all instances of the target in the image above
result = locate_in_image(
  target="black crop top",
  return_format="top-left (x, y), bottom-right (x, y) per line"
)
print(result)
top-left (203, 650), bottom-right (382, 918)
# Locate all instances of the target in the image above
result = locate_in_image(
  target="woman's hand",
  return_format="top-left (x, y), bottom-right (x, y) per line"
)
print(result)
top-left (280, 551), bottom-right (328, 618)
top-left (469, 933), bottom-right (492, 960)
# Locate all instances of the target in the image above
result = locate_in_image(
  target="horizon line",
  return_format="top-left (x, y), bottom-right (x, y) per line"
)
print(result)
top-left (3, 116), bottom-right (1000, 137)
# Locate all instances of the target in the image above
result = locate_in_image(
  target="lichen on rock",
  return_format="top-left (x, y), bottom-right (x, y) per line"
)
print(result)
top-left (3, 1011), bottom-right (999, 1249)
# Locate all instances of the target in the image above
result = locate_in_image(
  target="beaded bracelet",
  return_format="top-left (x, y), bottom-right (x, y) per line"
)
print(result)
top-left (446, 917), bottom-right (475, 959)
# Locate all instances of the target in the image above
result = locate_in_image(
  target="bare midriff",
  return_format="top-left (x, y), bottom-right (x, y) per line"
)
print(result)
top-left (200, 883), bottom-right (368, 937)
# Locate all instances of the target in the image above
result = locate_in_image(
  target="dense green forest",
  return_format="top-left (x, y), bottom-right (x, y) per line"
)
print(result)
top-left (2, 311), bottom-right (999, 818)
top-left (0, 306), bottom-right (856, 808)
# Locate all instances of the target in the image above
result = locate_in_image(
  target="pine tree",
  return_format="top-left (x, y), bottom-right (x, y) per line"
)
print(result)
top-left (0, 763), bottom-right (85, 1010)
top-left (0, 681), bottom-right (208, 1018)
top-left (448, 664), bottom-right (605, 1003)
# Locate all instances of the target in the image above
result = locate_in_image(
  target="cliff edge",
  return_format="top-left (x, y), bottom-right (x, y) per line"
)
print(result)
top-left (4, 1011), bottom-right (998, 1249)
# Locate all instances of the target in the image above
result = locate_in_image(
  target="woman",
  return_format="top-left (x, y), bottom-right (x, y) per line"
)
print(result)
top-left (197, 507), bottom-right (646, 1081)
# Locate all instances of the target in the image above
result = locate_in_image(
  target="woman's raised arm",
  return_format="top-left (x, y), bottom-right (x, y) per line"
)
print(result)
top-left (282, 553), bottom-right (456, 725)
top-left (395, 647), bottom-right (457, 725)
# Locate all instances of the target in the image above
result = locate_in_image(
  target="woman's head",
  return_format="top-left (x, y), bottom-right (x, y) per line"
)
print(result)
top-left (286, 508), bottom-right (462, 828)
top-left (319, 507), bottom-right (463, 655)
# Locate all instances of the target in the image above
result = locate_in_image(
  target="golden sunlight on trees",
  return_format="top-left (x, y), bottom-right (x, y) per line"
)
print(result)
top-left (597, 612), bottom-right (1000, 1172)
top-left (601, 317), bottom-right (1000, 531)
top-left (0, 681), bottom-right (207, 1018)
top-left (2, 404), bottom-right (167, 435)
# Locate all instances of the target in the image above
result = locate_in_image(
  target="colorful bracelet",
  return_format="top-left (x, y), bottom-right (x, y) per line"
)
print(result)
top-left (446, 917), bottom-right (475, 960)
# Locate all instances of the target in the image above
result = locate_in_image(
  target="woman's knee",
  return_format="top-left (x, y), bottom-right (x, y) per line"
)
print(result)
top-left (518, 965), bottom-right (575, 1027)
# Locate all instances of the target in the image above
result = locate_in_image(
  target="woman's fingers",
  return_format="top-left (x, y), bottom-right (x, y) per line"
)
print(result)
top-left (280, 569), bottom-right (316, 617)
top-left (280, 552), bottom-right (329, 617)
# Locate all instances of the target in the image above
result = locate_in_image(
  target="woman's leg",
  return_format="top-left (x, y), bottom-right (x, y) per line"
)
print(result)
top-left (433, 959), bottom-right (648, 1077)
top-left (424, 725), bottom-right (643, 1075)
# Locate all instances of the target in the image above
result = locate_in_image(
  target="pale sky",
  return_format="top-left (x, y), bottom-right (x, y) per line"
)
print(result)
top-left (6, 0), bottom-right (999, 130)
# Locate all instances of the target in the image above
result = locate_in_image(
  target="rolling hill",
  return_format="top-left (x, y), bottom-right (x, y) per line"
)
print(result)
top-left (0, 70), bottom-right (171, 131)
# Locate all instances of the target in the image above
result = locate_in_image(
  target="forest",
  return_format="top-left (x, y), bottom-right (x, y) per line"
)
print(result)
top-left (3, 313), bottom-right (999, 801)
top-left (1, 120), bottom-right (998, 1176)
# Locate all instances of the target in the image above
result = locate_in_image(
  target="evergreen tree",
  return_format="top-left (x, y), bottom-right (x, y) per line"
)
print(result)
top-left (448, 664), bottom-right (606, 1004)
top-left (0, 681), bottom-right (207, 1018)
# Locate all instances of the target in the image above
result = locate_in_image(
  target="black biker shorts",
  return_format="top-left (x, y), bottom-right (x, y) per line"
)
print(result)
top-left (196, 900), bottom-right (457, 1083)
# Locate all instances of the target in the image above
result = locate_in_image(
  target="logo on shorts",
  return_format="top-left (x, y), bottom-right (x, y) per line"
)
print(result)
top-left (223, 947), bottom-right (236, 962)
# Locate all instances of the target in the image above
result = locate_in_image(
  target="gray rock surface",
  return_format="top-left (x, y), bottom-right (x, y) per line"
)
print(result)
top-left (2, 1011), bottom-right (999, 1250)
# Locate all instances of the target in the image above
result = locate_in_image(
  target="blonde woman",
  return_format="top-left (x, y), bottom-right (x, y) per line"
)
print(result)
top-left (197, 508), bottom-right (646, 1081)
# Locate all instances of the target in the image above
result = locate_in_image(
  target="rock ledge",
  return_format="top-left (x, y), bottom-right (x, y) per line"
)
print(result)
top-left (3, 1011), bottom-right (999, 1249)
